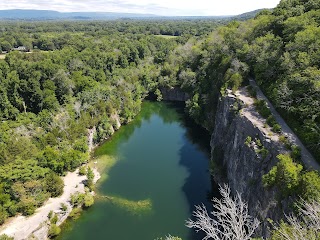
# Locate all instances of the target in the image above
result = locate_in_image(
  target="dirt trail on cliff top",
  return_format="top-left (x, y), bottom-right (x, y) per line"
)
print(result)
top-left (237, 78), bottom-right (319, 172)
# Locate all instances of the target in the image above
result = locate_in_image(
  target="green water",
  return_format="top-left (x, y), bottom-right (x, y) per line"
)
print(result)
top-left (58, 101), bottom-right (213, 240)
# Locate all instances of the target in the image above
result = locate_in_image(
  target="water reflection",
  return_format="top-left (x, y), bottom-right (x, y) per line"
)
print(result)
top-left (58, 101), bottom-right (216, 240)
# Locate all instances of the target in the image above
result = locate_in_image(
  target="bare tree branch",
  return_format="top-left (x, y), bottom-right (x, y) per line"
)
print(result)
top-left (186, 184), bottom-right (260, 240)
top-left (272, 198), bottom-right (320, 240)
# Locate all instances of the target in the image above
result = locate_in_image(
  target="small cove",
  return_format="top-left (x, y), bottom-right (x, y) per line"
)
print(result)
top-left (58, 101), bottom-right (214, 240)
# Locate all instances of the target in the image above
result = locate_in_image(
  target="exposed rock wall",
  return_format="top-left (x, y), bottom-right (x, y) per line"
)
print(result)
top-left (88, 126), bottom-right (96, 153)
top-left (160, 87), bottom-right (190, 102)
top-left (210, 90), bottom-right (291, 236)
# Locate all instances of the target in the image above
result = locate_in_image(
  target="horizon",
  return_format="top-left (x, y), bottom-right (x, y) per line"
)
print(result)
top-left (0, 0), bottom-right (281, 16)
top-left (0, 8), bottom-right (254, 17)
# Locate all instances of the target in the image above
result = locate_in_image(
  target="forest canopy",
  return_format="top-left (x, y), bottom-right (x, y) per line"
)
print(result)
top-left (0, 0), bottom-right (319, 228)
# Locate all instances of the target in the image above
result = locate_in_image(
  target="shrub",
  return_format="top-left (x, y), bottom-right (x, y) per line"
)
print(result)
top-left (48, 224), bottom-right (61, 238)
top-left (255, 138), bottom-right (263, 148)
top-left (279, 135), bottom-right (291, 149)
top-left (79, 166), bottom-right (87, 176)
top-left (263, 166), bottom-right (277, 188)
top-left (86, 167), bottom-right (95, 191)
top-left (299, 171), bottom-right (320, 201)
top-left (245, 136), bottom-right (252, 146)
top-left (83, 193), bottom-right (94, 208)
top-left (70, 192), bottom-right (85, 207)
top-left (254, 99), bottom-right (271, 118)
top-left (272, 124), bottom-right (282, 133)
top-left (266, 115), bottom-right (277, 126)
top-left (60, 203), bottom-right (68, 212)
top-left (247, 85), bottom-right (257, 98)
top-left (154, 89), bottom-right (163, 102)
top-left (262, 154), bottom-right (303, 196)
top-left (0, 234), bottom-right (14, 240)
top-left (291, 145), bottom-right (301, 161)
top-left (50, 214), bottom-right (58, 224)
top-left (48, 210), bottom-right (53, 219)
top-left (258, 147), bottom-right (269, 159)
top-left (68, 208), bottom-right (82, 220)
top-left (229, 73), bottom-right (243, 92)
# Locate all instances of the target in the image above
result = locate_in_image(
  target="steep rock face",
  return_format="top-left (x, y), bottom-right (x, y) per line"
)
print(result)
top-left (210, 91), bottom-right (290, 236)
top-left (160, 87), bottom-right (190, 101)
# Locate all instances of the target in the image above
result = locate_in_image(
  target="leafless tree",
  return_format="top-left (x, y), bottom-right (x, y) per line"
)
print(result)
top-left (186, 184), bottom-right (260, 240)
top-left (272, 198), bottom-right (320, 240)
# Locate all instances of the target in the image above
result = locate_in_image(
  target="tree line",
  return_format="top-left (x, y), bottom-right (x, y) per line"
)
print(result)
top-left (0, 22), bottom-right (186, 224)
top-left (0, 0), bottom-right (319, 238)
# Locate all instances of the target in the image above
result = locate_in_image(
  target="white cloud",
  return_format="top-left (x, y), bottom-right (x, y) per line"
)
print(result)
top-left (0, 0), bottom-right (281, 16)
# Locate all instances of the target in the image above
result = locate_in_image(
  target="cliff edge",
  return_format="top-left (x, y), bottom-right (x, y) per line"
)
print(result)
top-left (210, 87), bottom-right (293, 236)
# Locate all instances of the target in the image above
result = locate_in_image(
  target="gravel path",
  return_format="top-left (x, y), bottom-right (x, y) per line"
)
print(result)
top-left (0, 168), bottom-right (100, 240)
top-left (247, 79), bottom-right (320, 171)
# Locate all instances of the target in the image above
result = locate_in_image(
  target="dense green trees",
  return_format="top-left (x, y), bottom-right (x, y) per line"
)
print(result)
top-left (0, 19), bottom-right (189, 224)
top-left (161, 0), bottom-right (320, 162)
top-left (0, 0), bottom-right (319, 231)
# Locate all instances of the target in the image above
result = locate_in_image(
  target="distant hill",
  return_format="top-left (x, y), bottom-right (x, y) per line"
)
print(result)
top-left (0, 9), bottom-right (158, 20)
top-left (232, 9), bottom-right (268, 20)
top-left (0, 9), bottom-right (266, 21)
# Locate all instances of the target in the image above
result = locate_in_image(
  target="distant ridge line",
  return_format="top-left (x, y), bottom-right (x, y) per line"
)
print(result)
top-left (0, 9), bottom-right (266, 20)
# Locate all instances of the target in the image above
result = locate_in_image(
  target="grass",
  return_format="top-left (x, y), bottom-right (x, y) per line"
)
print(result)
top-left (0, 54), bottom-right (6, 60)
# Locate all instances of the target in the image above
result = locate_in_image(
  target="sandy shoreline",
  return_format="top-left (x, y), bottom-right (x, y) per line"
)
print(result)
top-left (0, 168), bottom-right (100, 240)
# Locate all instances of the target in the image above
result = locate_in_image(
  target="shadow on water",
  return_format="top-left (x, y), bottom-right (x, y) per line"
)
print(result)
top-left (164, 102), bottom-right (220, 240)
top-left (58, 101), bottom-right (219, 240)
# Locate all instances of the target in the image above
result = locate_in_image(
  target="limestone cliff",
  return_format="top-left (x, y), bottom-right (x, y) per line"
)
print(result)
top-left (210, 89), bottom-right (292, 236)
top-left (160, 87), bottom-right (190, 101)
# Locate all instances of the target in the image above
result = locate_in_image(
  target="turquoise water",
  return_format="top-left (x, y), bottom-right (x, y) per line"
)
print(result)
top-left (58, 102), bottom-right (213, 240)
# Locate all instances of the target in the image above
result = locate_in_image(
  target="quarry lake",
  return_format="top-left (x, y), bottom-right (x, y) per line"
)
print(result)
top-left (58, 101), bottom-right (213, 240)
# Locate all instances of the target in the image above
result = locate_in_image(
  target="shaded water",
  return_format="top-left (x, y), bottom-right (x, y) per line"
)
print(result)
top-left (58, 101), bottom-right (214, 240)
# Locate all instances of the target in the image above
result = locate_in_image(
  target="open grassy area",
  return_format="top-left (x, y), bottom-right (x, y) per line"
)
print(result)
top-left (154, 35), bottom-right (178, 39)
top-left (0, 54), bottom-right (6, 60)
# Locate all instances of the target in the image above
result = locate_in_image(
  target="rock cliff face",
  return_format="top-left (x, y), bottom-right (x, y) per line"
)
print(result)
top-left (160, 87), bottom-right (190, 101)
top-left (210, 90), bottom-right (290, 236)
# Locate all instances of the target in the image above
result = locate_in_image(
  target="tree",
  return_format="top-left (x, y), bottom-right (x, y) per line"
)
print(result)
top-left (86, 167), bottom-right (95, 191)
top-left (0, 234), bottom-right (14, 240)
top-left (186, 185), bottom-right (260, 240)
top-left (0, 206), bottom-right (8, 225)
top-left (262, 154), bottom-right (303, 196)
top-left (44, 172), bottom-right (64, 197)
top-left (1, 41), bottom-right (12, 52)
top-left (83, 192), bottom-right (94, 208)
top-left (271, 198), bottom-right (320, 240)
top-left (48, 224), bottom-right (61, 238)
top-left (299, 171), bottom-right (320, 201)
top-left (53, 69), bottom-right (73, 104)
top-left (154, 89), bottom-right (163, 102)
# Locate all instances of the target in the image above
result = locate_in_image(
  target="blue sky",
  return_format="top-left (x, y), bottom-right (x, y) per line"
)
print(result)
top-left (0, 0), bottom-right (281, 16)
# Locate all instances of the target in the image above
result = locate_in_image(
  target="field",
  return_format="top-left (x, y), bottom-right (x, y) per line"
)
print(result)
top-left (154, 34), bottom-right (178, 39)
